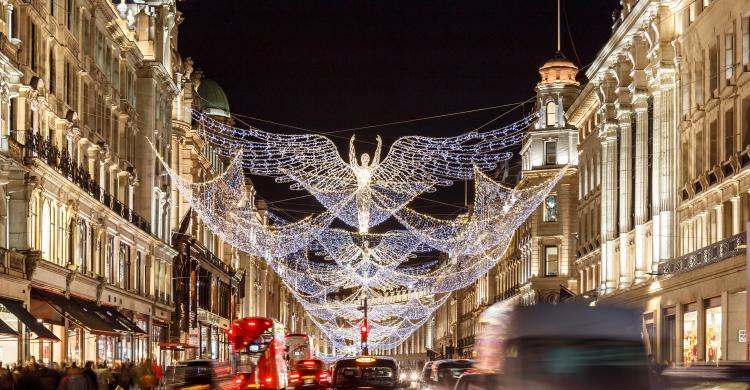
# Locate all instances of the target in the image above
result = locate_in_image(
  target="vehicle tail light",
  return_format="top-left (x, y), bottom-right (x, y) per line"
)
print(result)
top-left (234, 375), bottom-right (246, 387)
top-left (289, 371), bottom-right (300, 384)
top-left (318, 371), bottom-right (329, 383)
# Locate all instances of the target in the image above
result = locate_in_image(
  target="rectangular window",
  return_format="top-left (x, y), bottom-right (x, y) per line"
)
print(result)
top-left (695, 128), bottom-right (704, 175)
top-left (106, 235), bottom-right (114, 284)
top-left (682, 70), bottom-right (690, 117)
top-left (743, 97), bottom-right (750, 149)
top-left (119, 243), bottom-right (131, 290)
top-left (709, 120), bottom-right (718, 167)
top-left (544, 245), bottom-right (559, 277)
top-left (544, 195), bottom-right (558, 222)
top-left (726, 32), bottom-right (734, 82)
top-left (66, 0), bottom-right (73, 29)
top-left (725, 108), bottom-right (735, 155)
top-left (50, 0), bottom-right (55, 17)
top-left (709, 44), bottom-right (718, 94)
top-left (82, 16), bottom-right (90, 56)
top-left (544, 140), bottom-right (557, 165)
top-left (30, 23), bottom-right (37, 72)
top-left (683, 303), bottom-right (698, 364)
top-left (705, 297), bottom-right (722, 363)
top-left (136, 251), bottom-right (142, 294)
top-left (695, 64), bottom-right (704, 105)
top-left (743, 17), bottom-right (750, 66)
top-left (49, 48), bottom-right (55, 94)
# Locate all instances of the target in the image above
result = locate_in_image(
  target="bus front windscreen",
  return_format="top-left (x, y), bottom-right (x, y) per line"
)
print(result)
top-left (235, 328), bottom-right (274, 373)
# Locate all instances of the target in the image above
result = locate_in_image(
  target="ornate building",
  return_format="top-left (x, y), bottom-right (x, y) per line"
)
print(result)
top-left (569, 0), bottom-right (750, 365)
top-left (0, 0), bottom-right (181, 367)
top-left (168, 61), bottom-right (330, 360)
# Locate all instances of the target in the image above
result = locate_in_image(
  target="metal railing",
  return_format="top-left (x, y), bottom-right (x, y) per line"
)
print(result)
top-left (658, 232), bottom-right (747, 275)
top-left (24, 131), bottom-right (151, 235)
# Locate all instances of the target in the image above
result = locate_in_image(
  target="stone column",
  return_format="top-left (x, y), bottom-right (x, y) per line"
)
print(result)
top-left (658, 74), bottom-right (677, 262)
top-left (731, 196), bottom-right (741, 236)
top-left (633, 93), bottom-right (649, 283)
top-left (601, 128), bottom-right (618, 294)
top-left (618, 108), bottom-right (633, 288)
top-left (651, 86), bottom-right (662, 272)
top-left (715, 204), bottom-right (724, 241)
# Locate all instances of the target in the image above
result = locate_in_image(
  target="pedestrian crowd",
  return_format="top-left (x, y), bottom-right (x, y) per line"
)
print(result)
top-left (0, 356), bottom-right (163, 390)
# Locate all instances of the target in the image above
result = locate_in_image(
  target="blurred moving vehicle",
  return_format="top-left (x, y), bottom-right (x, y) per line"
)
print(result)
top-left (451, 372), bottom-right (499, 390)
top-left (163, 359), bottom-right (235, 390)
top-left (415, 362), bottom-right (434, 390)
top-left (229, 317), bottom-right (288, 389)
top-left (476, 303), bottom-right (655, 389)
top-left (286, 333), bottom-right (313, 368)
top-left (289, 359), bottom-right (330, 389)
top-left (428, 360), bottom-right (474, 390)
top-left (331, 356), bottom-right (409, 390)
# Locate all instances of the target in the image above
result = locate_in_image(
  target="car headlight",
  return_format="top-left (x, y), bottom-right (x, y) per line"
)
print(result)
top-left (410, 372), bottom-right (418, 381)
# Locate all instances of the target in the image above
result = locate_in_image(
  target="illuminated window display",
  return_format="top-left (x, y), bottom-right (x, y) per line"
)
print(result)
top-left (683, 308), bottom-right (698, 364)
top-left (706, 300), bottom-right (722, 362)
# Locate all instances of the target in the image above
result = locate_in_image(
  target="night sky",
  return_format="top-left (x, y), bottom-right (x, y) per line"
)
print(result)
top-left (177, 0), bottom-right (619, 221)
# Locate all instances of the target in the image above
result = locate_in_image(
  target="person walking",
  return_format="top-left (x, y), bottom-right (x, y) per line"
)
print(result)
top-left (134, 360), bottom-right (155, 390)
top-left (58, 366), bottom-right (94, 390)
top-left (37, 364), bottom-right (62, 390)
top-left (115, 361), bottom-right (133, 390)
top-left (149, 359), bottom-right (162, 389)
top-left (82, 361), bottom-right (98, 389)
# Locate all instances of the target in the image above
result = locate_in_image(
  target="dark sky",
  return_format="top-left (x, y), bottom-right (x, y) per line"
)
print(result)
top-left (177, 0), bottom-right (619, 220)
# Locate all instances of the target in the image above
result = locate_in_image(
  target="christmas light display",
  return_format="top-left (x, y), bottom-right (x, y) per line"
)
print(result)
top-left (191, 110), bottom-right (534, 233)
top-left (158, 111), bottom-right (566, 352)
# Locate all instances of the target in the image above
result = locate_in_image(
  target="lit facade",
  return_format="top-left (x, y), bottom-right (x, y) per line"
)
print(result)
top-left (0, 0), bottom-right (180, 366)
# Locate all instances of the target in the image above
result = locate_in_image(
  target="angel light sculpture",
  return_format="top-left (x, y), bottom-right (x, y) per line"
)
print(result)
top-left (192, 110), bottom-right (533, 232)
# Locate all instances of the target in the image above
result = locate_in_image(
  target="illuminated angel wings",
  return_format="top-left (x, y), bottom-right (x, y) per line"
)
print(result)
top-left (192, 110), bottom-right (533, 231)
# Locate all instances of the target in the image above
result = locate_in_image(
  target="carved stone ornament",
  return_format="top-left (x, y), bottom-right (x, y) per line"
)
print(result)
top-left (0, 81), bottom-right (9, 103)
top-left (96, 276), bottom-right (107, 304)
top-left (24, 250), bottom-right (41, 280)
top-left (65, 269), bottom-right (78, 298)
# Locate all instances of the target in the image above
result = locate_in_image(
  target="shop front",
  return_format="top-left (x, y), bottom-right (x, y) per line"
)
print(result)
top-left (31, 288), bottom-right (152, 366)
top-left (0, 297), bottom-right (60, 366)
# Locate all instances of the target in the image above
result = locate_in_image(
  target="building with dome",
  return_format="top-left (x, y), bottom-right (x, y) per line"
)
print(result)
top-left (169, 64), bottom-right (332, 359)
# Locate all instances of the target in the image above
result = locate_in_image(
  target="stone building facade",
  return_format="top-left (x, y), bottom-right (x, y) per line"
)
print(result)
top-left (168, 60), bottom-right (330, 360)
top-left (0, 0), bottom-right (180, 367)
top-left (420, 0), bottom-right (750, 367)
top-left (570, 0), bottom-right (750, 365)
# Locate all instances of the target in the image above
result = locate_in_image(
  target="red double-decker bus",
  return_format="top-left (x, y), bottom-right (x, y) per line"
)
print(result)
top-left (229, 317), bottom-right (288, 389)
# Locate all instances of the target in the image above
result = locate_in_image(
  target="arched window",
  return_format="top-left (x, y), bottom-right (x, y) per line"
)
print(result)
top-left (546, 101), bottom-right (557, 127)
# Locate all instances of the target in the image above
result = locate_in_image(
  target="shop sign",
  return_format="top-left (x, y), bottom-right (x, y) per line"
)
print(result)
top-left (739, 329), bottom-right (747, 343)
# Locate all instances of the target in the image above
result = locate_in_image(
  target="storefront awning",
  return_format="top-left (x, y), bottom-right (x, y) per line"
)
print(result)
top-left (70, 297), bottom-right (147, 335)
top-left (0, 297), bottom-right (59, 341)
top-left (103, 307), bottom-right (147, 334)
top-left (32, 289), bottom-right (118, 336)
top-left (0, 319), bottom-right (18, 337)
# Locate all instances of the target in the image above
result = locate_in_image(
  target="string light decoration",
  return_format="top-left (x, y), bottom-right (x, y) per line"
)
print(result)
top-left (158, 111), bottom-right (566, 352)
top-left (191, 110), bottom-right (534, 233)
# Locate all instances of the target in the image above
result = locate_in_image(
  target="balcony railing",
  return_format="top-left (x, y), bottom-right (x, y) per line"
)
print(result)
top-left (24, 131), bottom-right (152, 235)
top-left (658, 232), bottom-right (747, 275)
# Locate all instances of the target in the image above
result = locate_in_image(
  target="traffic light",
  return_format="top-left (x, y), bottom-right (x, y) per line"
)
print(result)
top-left (360, 322), bottom-right (369, 355)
